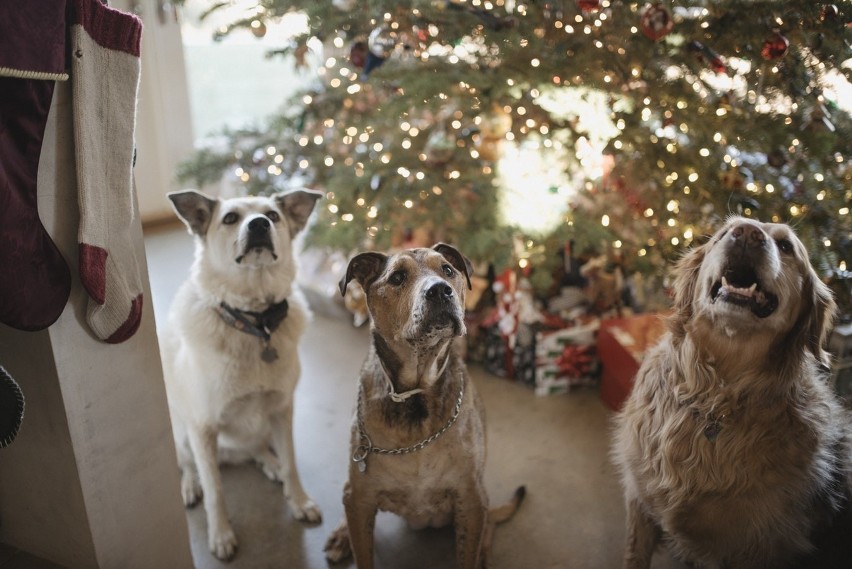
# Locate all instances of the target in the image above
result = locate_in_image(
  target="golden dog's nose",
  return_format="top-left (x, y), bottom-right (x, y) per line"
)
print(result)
top-left (731, 223), bottom-right (766, 247)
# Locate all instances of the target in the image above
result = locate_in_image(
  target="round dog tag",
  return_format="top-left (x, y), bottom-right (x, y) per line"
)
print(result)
top-left (261, 345), bottom-right (279, 363)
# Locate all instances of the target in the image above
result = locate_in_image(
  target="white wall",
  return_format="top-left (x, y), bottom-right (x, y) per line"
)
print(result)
top-left (119, 0), bottom-right (196, 223)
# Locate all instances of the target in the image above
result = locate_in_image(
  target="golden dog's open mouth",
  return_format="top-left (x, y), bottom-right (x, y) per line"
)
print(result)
top-left (710, 264), bottom-right (779, 318)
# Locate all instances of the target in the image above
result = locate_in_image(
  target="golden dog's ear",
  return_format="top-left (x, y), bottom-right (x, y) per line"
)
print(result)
top-left (433, 243), bottom-right (474, 290)
top-left (168, 190), bottom-right (218, 237)
top-left (339, 252), bottom-right (388, 297)
top-left (670, 242), bottom-right (707, 334)
top-left (275, 188), bottom-right (323, 237)
top-left (795, 265), bottom-right (837, 366)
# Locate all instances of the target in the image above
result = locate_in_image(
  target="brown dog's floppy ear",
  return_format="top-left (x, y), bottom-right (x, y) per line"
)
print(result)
top-left (433, 243), bottom-right (474, 290)
top-left (339, 252), bottom-right (388, 297)
top-left (276, 188), bottom-right (323, 237)
top-left (168, 190), bottom-right (218, 237)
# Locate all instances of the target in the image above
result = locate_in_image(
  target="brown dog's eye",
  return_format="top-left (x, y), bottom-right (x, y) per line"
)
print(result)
top-left (442, 264), bottom-right (455, 278)
top-left (222, 212), bottom-right (238, 225)
top-left (266, 211), bottom-right (280, 222)
top-left (776, 239), bottom-right (793, 254)
top-left (388, 270), bottom-right (406, 286)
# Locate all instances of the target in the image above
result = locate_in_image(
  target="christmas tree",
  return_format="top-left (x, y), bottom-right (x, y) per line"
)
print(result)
top-left (177, 0), bottom-right (852, 315)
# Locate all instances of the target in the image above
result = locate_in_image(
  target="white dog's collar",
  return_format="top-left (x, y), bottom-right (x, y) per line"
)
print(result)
top-left (214, 299), bottom-right (289, 363)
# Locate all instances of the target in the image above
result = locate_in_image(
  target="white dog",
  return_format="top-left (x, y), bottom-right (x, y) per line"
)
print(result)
top-left (160, 188), bottom-right (322, 560)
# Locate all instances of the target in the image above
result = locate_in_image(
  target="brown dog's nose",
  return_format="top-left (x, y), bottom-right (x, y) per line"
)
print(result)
top-left (730, 223), bottom-right (766, 248)
top-left (426, 282), bottom-right (454, 302)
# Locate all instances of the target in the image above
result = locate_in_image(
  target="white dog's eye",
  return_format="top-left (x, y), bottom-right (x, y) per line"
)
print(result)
top-left (222, 212), bottom-right (238, 225)
top-left (266, 211), bottom-right (281, 222)
top-left (442, 264), bottom-right (455, 278)
top-left (775, 239), bottom-right (793, 255)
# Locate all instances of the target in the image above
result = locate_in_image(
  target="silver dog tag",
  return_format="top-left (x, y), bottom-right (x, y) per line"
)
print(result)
top-left (353, 440), bottom-right (370, 473)
top-left (261, 344), bottom-right (279, 363)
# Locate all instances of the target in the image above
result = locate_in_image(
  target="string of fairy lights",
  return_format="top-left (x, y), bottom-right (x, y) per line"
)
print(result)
top-left (211, 0), bottom-right (849, 282)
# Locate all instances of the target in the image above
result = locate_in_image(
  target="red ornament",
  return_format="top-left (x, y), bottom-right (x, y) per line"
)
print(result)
top-left (577, 0), bottom-right (601, 13)
top-left (349, 41), bottom-right (368, 69)
top-left (640, 3), bottom-right (674, 41)
top-left (761, 31), bottom-right (789, 60)
top-left (688, 41), bottom-right (726, 74)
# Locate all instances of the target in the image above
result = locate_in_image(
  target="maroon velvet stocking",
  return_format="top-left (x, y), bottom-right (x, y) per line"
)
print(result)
top-left (0, 77), bottom-right (71, 331)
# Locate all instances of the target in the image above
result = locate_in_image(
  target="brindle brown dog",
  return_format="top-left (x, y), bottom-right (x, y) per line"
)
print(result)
top-left (324, 243), bottom-right (524, 569)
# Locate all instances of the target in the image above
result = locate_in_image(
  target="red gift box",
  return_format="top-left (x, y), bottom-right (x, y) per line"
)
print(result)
top-left (598, 314), bottom-right (668, 411)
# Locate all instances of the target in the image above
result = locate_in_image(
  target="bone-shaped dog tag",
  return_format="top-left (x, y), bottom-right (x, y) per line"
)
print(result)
top-left (358, 460), bottom-right (367, 473)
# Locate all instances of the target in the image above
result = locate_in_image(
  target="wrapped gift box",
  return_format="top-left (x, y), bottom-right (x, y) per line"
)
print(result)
top-left (828, 321), bottom-right (852, 403)
top-left (532, 320), bottom-right (600, 396)
top-left (598, 313), bottom-right (668, 411)
top-left (480, 315), bottom-right (600, 396)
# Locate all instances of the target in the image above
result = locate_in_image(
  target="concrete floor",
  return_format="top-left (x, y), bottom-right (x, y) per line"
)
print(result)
top-left (143, 224), bottom-right (688, 569)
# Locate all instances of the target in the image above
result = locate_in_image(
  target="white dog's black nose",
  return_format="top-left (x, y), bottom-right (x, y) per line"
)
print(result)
top-left (249, 217), bottom-right (270, 233)
top-left (426, 282), bottom-right (454, 302)
top-left (730, 223), bottom-right (766, 248)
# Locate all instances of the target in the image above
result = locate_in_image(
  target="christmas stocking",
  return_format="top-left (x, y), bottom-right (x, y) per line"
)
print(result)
top-left (0, 366), bottom-right (25, 448)
top-left (0, 77), bottom-right (72, 331)
top-left (70, 0), bottom-right (144, 343)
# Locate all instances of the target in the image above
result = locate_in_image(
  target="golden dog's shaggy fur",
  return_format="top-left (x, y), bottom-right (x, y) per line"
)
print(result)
top-left (613, 216), bottom-right (851, 569)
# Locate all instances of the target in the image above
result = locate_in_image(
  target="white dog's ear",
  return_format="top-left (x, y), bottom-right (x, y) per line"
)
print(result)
top-left (340, 252), bottom-right (387, 297)
top-left (433, 243), bottom-right (473, 290)
top-left (168, 190), bottom-right (218, 237)
top-left (276, 189), bottom-right (323, 237)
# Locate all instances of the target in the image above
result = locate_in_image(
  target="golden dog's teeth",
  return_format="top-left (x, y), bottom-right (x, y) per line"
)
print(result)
top-left (722, 276), bottom-right (729, 287)
top-left (748, 283), bottom-right (757, 293)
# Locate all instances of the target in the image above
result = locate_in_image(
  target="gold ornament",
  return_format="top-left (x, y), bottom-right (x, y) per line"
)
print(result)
top-left (476, 104), bottom-right (512, 161)
top-left (250, 20), bottom-right (266, 38)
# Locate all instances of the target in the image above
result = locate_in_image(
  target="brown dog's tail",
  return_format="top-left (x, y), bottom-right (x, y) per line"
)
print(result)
top-left (480, 487), bottom-right (526, 568)
top-left (489, 486), bottom-right (526, 524)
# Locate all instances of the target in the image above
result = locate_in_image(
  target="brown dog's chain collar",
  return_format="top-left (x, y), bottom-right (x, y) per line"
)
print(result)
top-left (352, 379), bottom-right (465, 473)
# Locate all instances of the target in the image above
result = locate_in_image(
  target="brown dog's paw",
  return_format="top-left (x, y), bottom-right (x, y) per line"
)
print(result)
top-left (324, 524), bottom-right (353, 564)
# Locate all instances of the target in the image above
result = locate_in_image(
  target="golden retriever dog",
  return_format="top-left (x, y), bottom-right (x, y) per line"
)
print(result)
top-left (613, 216), bottom-right (851, 569)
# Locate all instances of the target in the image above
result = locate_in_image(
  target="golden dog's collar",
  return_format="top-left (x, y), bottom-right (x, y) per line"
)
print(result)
top-left (352, 378), bottom-right (465, 474)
